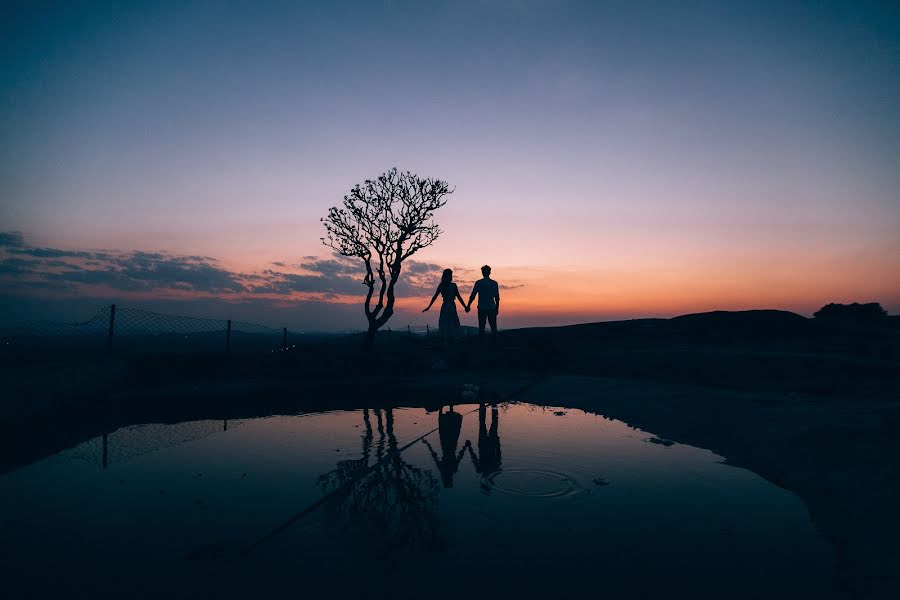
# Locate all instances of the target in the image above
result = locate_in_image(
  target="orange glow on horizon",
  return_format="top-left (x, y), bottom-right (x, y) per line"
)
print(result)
top-left (5, 242), bottom-right (897, 328)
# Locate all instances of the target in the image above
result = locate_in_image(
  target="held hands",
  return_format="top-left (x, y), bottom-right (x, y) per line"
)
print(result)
top-left (465, 304), bottom-right (471, 313)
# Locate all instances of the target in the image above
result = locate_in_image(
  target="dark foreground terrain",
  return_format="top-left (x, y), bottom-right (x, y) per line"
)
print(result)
top-left (2, 310), bottom-right (898, 597)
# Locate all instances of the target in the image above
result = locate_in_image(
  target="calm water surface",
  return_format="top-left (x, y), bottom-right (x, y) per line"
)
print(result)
top-left (0, 402), bottom-right (835, 598)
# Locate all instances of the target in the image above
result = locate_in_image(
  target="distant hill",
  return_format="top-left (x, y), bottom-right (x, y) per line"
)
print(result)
top-left (501, 309), bottom-right (811, 343)
top-left (490, 308), bottom-right (898, 396)
top-left (670, 309), bottom-right (808, 328)
top-left (668, 309), bottom-right (810, 338)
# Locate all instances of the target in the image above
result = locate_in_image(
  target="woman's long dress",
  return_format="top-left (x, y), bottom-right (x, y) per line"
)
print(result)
top-left (438, 282), bottom-right (461, 340)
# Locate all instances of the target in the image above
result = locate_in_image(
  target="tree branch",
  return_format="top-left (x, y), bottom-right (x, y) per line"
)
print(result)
top-left (321, 168), bottom-right (453, 341)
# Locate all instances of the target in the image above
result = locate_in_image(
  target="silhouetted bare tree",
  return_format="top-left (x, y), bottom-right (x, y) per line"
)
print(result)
top-left (322, 168), bottom-right (452, 349)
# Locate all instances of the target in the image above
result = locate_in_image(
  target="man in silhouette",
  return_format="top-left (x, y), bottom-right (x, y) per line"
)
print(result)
top-left (466, 402), bottom-right (502, 491)
top-left (466, 265), bottom-right (500, 347)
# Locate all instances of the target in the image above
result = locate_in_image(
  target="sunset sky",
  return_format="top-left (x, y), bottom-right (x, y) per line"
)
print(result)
top-left (1, 1), bottom-right (898, 330)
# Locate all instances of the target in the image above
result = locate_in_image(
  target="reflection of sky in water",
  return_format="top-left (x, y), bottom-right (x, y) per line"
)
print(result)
top-left (0, 404), bottom-right (835, 598)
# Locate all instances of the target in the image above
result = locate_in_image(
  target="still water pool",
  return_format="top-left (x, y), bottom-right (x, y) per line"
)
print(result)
top-left (1, 401), bottom-right (835, 598)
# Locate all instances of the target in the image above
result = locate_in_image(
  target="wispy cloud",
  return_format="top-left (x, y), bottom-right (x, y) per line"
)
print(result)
top-left (0, 231), bottom-right (26, 247)
top-left (0, 231), bottom-right (465, 301)
top-left (0, 232), bottom-right (535, 330)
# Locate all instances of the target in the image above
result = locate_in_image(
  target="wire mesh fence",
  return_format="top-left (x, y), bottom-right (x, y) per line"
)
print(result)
top-left (1, 304), bottom-right (292, 357)
top-left (0, 304), bottom-right (458, 359)
top-left (3, 307), bottom-right (110, 337)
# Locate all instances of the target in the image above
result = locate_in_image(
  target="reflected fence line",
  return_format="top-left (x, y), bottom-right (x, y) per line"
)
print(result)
top-left (1, 304), bottom-right (454, 358)
top-left (81, 419), bottom-right (248, 470)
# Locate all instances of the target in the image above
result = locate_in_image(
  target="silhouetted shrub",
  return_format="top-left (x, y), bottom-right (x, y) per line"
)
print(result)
top-left (813, 302), bottom-right (887, 321)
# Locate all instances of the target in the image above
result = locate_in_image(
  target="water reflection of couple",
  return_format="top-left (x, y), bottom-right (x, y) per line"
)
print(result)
top-left (423, 402), bottom-right (502, 489)
top-left (423, 265), bottom-right (500, 346)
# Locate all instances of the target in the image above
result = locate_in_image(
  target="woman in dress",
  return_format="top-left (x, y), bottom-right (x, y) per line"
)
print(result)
top-left (423, 268), bottom-right (466, 344)
top-left (422, 405), bottom-right (468, 488)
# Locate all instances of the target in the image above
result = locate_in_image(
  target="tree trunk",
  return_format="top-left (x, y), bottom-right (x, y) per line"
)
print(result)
top-left (363, 325), bottom-right (378, 351)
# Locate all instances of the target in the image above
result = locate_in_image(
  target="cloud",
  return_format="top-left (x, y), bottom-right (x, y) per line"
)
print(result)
top-left (249, 255), bottom-right (366, 297)
top-left (0, 231), bottom-right (25, 247)
top-left (42, 268), bottom-right (138, 290)
top-left (248, 270), bottom-right (365, 297)
top-left (0, 257), bottom-right (42, 276)
top-left (0, 231), bottom-right (245, 295)
top-left (0, 232), bottom-right (531, 332)
top-left (298, 256), bottom-right (361, 278)
top-left (0, 231), bottom-right (491, 303)
top-left (390, 260), bottom-right (528, 295)
top-left (8, 247), bottom-right (98, 259)
top-left (115, 252), bottom-right (244, 293)
top-left (405, 260), bottom-right (442, 275)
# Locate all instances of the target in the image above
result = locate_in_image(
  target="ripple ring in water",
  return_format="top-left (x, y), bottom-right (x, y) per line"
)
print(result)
top-left (482, 468), bottom-right (585, 499)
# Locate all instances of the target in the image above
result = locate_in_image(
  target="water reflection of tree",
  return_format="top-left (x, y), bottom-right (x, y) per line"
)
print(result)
top-left (317, 408), bottom-right (441, 554)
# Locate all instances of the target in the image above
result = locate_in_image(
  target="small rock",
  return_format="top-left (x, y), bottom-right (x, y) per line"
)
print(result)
top-left (553, 411), bottom-right (567, 416)
top-left (593, 477), bottom-right (611, 486)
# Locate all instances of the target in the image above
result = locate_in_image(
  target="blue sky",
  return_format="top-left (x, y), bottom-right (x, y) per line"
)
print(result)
top-left (1, 1), bottom-right (898, 329)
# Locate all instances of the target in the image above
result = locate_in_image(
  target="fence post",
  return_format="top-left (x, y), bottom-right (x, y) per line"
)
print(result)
top-left (226, 319), bottom-right (232, 354)
top-left (426, 324), bottom-right (430, 335)
top-left (107, 304), bottom-right (116, 355)
top-left (282, 327), bottom-right (287, 352)
top-left (407, 325), bottom-right (411, 337)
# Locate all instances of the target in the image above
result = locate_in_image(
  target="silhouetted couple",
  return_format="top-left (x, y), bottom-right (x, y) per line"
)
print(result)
top-left (423, 402), bottom-right (502, 489)
top-left (423, 265), bottom-right (500, 347)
